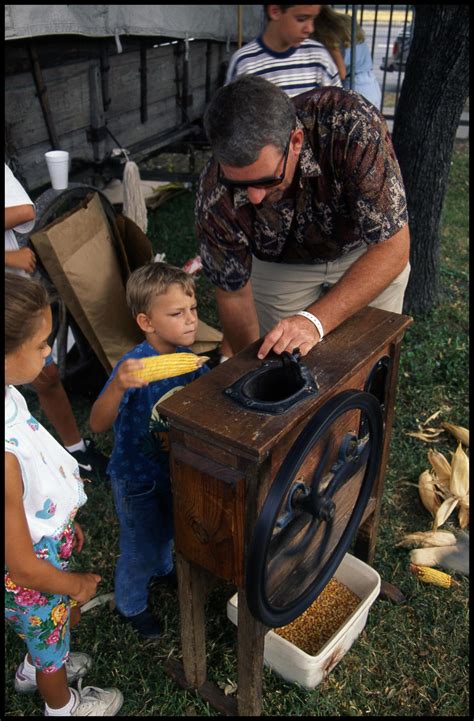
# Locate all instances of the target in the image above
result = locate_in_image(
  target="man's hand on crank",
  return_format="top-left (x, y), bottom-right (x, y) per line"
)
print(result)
top-left (257, 314), bottom-right (321, 359)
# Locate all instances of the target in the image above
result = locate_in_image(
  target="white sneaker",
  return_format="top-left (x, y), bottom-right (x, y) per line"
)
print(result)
top-left (70, 680), bottom-right (124, 716)
top-left (15, 652), bottom-right (93, 693)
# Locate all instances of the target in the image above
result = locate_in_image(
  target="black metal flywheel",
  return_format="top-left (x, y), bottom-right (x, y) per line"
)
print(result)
top-left (246, 389), bottom-right (383, 627)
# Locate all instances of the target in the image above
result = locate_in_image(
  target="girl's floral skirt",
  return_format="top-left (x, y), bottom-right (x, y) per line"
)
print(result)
top-left (5, 521), bottom-right (76, 671)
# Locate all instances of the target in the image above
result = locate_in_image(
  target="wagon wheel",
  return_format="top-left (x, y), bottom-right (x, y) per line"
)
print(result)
top-left (16, 183), bottom-right (116, 387)
top-left (246, 389), bottom-right (383, 627)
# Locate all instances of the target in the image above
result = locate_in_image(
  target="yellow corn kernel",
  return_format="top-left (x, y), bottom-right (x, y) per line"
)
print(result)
top-left (409, 563), bottom-right (453, 588)
top-left (132, 353), bottom-right (209, 383)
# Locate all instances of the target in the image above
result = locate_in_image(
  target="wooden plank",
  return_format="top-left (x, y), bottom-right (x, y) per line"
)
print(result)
top-left (237, 589), bottom-right (267, 717)
top-left (28, 43), bottom-right (60, 149)
top-left (139, 41), bottom-right (148, 124)
top-left (171, 450), bottom-right (247, 585)
top-left (176, 555), bottom-right (209, 688)
top-left (172, 442), bottom-right (243, 486)
top-left (353, 338), bottom-right (405, 563)
top-left (5, 49), bottom-right (185, 144)
top-left (5, 35), bottom-right (225, 191)
top-left (11, 94), bottom-right (183, 190)
top-left (235, 455), bottom-right (273, 716)
top-left (160, 308), bottom-right (413, 462)
top-left (89, 61), bottom-right (107, 162)
top-left (5, 64), bottom-right (92, 145)
top-left (176, 431), bottom-right (242, 470)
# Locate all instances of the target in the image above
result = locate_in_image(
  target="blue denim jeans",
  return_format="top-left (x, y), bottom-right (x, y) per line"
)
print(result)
top-left (111, 474), bottom-right (174, 617)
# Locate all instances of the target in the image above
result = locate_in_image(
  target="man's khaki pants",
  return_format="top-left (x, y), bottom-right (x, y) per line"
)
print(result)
top-left (250, 245), bottom-right (411, 335)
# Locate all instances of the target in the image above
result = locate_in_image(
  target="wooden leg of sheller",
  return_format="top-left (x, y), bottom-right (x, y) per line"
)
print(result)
top-left (236, 588), bottom-right (268, 717)
top-left (175, 553), bottom-right (208, 688)
top-left (354, 340), bottom-right (404, 564)
top-left (353, 510), bottom-right (378, 564)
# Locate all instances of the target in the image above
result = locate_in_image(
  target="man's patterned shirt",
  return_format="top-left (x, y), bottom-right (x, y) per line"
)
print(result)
top-left (196, 87), bottom-right (408, 291)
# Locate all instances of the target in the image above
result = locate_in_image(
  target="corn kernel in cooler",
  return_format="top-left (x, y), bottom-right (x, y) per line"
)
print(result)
top-left (133, 353), bottom-right (209, 382)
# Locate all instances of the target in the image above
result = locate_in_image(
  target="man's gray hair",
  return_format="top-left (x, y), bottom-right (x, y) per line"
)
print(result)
top-left (203, 75), bottom-right (296, 166)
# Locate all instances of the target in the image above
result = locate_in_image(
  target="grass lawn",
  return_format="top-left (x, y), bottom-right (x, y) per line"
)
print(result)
top-left (5, 141), bottom-right (469, 716)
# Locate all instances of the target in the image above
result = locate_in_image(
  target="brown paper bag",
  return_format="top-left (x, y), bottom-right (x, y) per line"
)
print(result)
top-left (31, 193), bottom-right (142, 373)
top-left (32, 192), bottom-right (223, 372)
top-left (114, 214), bottom-right (154, 272)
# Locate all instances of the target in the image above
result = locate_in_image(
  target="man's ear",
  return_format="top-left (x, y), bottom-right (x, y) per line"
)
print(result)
top-left (136, 312), bottom-right (154, 334)
top-left (290, 128), bottom-right (304, 155)
top-left (267, 5), bottom-right (283, 22)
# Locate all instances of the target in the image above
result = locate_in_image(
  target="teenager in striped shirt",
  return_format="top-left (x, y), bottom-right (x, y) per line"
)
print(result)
top-left (225, 5), bottom-right (342, 98)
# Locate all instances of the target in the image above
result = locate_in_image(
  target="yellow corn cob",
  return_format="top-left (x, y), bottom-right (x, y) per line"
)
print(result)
top-left (133, 353), bottom-right (209, 382)
top-left (409, 563), bottom-right (453, 588)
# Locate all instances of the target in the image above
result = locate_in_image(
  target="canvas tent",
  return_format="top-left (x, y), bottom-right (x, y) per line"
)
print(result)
top-left (5, 4), bottom-right (263, 43)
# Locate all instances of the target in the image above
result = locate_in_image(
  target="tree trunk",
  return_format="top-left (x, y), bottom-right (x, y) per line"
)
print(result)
top-left (391, 5), bottom-right (469, 316)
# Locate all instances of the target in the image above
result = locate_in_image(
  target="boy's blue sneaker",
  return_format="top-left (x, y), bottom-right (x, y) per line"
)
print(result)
top-left (116, 607), bottom-right (162, 640)
top-left (152, 568), bottom-right (178, 590)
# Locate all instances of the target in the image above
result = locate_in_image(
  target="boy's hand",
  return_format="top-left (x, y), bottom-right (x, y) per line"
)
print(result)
top-left (114, 359), bottom-right (148, 391)
top-left (71, 572), bottom-right (102, 605)
top-left (73, 522), bottom-right (85, 553)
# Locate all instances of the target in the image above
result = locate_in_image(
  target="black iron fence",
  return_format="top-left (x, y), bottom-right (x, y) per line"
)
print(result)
top-left (337, 4), bottom-right (468, 136)
top-left (337, 4), bottom-right (412, 116)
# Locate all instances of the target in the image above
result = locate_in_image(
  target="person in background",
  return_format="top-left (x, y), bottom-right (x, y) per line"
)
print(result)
top-left (312, 4), bottom-right (382, 109)
top-left (5, 273), bottom-right (123, 716)
top-left (4, 163), bottom-right (109, 480)
top-left (196, 76), bottom-right (410, 360)
top-left (226, 5), bottom-right (341, 98)
top-left (89, 263), bottom-right (209, 639)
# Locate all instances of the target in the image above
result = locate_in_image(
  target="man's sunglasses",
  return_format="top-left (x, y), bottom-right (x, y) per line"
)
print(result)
top-left (217, 131), bottom-right (293, 190)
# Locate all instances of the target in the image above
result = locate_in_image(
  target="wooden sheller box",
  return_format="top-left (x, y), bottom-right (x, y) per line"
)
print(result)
top-left (159, 306), bottom-right (412, 715)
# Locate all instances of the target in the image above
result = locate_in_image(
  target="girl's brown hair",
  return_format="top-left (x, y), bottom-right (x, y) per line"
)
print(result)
top-left (5, 273), bottom-right (50, 355)
top-left (312, 5), bottom-right (365, 49)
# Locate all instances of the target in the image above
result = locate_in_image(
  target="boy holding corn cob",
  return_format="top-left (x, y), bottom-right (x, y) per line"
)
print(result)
top-left (89, 263), bottom-right (209, 639)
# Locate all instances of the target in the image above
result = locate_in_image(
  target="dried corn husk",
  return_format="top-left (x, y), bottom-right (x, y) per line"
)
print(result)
top-left (427, 449), bottom-right (452, 485)
top-left (442, 422), bottom-right (469, 447)
top-left (395, 530), bottom-right (457, 548)
top-left (418, 470), bottom-right (441, 517)
top-left (449, 443), bottom-right (469, 498)
top-left (433, 495), bottom-right (459, 530)
top-left (424, 410), bottom-right (443, 425)
top-left (458, 502), bottom-right (469, 529)
top-left (408, 429), bottom-right (445, 442)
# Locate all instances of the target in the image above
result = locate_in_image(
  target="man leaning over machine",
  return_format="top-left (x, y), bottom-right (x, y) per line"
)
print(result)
top-left (195, 75), bottom-right (410, 360)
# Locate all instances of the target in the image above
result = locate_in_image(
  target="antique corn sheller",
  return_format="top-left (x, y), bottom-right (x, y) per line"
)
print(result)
top-left (159, 306), bottom-right (412, 715)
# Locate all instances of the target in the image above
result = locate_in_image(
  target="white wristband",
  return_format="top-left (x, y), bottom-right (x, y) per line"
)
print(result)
top-left (296, 310), bottom-right (324, 340)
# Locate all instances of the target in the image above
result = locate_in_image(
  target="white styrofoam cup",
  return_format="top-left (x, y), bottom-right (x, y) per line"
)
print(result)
top-left (44, 150), bottom-right (69, 190)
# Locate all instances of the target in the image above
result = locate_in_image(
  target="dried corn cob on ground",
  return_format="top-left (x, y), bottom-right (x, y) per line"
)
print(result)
top-left (409, 563), bottom-right (453, 588)
top-left (132, 353), bottom-right (209, 383)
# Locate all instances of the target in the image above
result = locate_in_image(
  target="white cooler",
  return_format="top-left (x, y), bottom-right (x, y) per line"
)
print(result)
top-left (227, 552), bottom-right (381, 690)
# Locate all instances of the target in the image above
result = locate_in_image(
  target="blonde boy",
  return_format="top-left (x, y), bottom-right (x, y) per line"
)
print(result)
top-left (89, 263), bottom-right (208, 638)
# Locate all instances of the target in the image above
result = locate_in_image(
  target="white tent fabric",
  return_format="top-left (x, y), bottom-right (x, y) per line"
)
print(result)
top-left (5, 4), bottom-right (264, 43)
